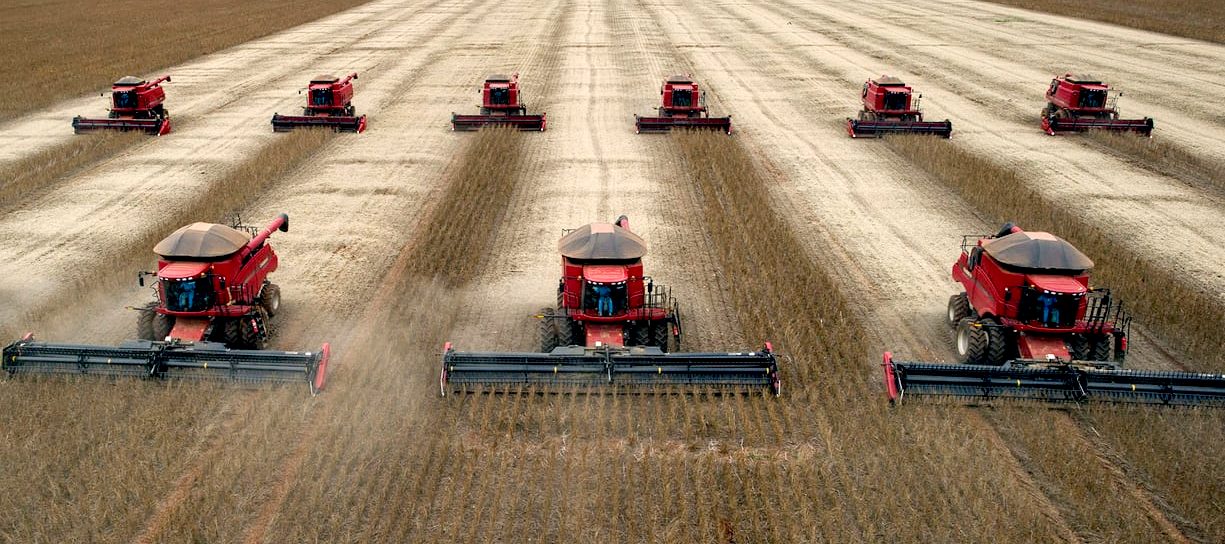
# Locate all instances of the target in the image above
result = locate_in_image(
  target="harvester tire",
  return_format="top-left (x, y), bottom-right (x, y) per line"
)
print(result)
top-left (947, 294), bottom-right (970, 328)
top-left (1089, 335), bottom-right (1112, 361)
top-left (260, 283), bottom-right (281, 317)
top-left (240, 314), bottom-right (267, 350)
top-left (538, 308), bottom-right (558, 352)
top-left (956, 318), bottom-right (987, 364)
top-left (137, 303), bottom-right (157, 340)
top-left (152, 313), bottom-right (175, 341)
top-left (631, 324), bottom-right (650, 347)
top-left (983, 319), bottom-right (1008, 365)
top-left (651, 322), bottom-right (670, 353)
top-left (558, 320), bottom-right (578, 347)
top-left (1067, 335), bottom-right (1089, 360)
top-left (222, 319), bottom-right (243, 348)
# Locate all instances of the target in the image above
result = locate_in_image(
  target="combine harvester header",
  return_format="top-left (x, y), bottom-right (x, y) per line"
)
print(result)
top-left (882, 353), bottom-right (1225, 406)
top-left (1, 214), bottom-right (330, 395)
top-left (451, 73), bottom-right (546, 131)
top-left (440, 215), bottom-right (779, 395)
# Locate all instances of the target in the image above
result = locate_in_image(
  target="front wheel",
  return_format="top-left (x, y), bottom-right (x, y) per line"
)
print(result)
top-left (136, 302), bottom-right (157, 340)
top-left (537, 307), bottom-right (558, 352)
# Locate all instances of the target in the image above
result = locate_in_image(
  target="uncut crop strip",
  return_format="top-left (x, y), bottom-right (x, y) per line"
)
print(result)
top-left (885, 135), bottom-right (1225, 372)
top-left (0, 132), bottom-right (144, 215)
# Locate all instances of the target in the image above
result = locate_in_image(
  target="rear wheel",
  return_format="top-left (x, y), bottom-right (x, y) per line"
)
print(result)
top-left (537, 307), bottom-right (558, 352)
top-left (956, 318), bottom-right (987, 364)
top-left (947, 294), bottom-right (970, 328)
top-left (260, 283), bottom-right (281, 317)
top-left (136, 303), bottom-right (157, 340)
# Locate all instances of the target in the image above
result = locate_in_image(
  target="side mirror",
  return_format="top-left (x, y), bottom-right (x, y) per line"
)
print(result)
top-left (138, 274), bottom-right (144, 287)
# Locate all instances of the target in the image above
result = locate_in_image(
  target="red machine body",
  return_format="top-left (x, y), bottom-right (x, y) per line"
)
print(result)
top-left (72, 75), bottom-right (172, 135)
top-left (451, 73), bottom-right (546, 131)
top-left (847, 76), bottom-right (951, 138)
top-left (948, 224), bottom-right (1128, 364)
top-left (139, 214), bottom-right (290, 349)
top-left (1041, 74), bottom-right (1153, 136)
top-left (272, 73), bottom-right (367, 133)
top-left (543, 216), bottom-right (680, 351)
top-left (635, 75), bottom-right (732, 134)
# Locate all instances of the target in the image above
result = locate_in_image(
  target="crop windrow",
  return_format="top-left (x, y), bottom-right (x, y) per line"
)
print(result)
top-left (1087, 131), bottom-right (1225, 196)
top-left (884, 134), bottom-right (1225, 372)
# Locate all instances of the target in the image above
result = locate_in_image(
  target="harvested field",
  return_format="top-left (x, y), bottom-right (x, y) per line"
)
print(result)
top-left (1, 0), bottom-right (1224, 541)
top-left (0, 0), bottom-right (373, 120)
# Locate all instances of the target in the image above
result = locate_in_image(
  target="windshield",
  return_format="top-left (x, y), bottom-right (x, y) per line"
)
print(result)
top-left (884, 92), bottom-right (908, 110)
top-left (1018, 287), bottom-right (1079, 328)
top-left (310, 88), bottom-right (333, 107)
top-left (583, 281), bottom-right (628, 317)
top-left (672, 89), bottom-right (693, 107)
top-left (490, 87), bottom-right (510, 105)
top-left (1079, 89), bottom-right (1106, 109)
top-left (113, 91), bottom-right (137, 109)
top-left (162, 276), bottom-right (214, 313)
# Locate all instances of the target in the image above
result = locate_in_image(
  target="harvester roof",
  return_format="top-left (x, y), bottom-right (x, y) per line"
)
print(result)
top-left (558, 222), bottom-right (647, 260)
top-left (114, 76), bottom-right (145, 86)
top-left (875, 75), bottom-right (906, 86)
top-left (1063, 73), bottom-right (1103, 85)
top-left (666, 75), bottom-right (693, 84)
top-left (153, 222), bottom-right (250, 259)
top-left (486, 74), bottom-right (511, 82)
top-left (983, 231), bottom-right (1094, 272)
top-left (310, 74), bottom-right (339, 84)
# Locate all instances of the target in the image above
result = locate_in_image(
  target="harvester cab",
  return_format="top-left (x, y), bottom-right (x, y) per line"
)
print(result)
top-left (635, 75), bottom-right (732, 134)
top-left (451, 73), bottom-right (547, 131)
top-left (847, 76), bottom-right (952, 138)
top-left (1042, 74), bottom-right (1153, 136)
top-left (2, 213), bottom-right (331, 394)
top-left (272, 73), bottom-right (367, 133)
top-left (72, 75), bottom-right (172, 135)
top-left (881, 224), bottom-right (1225, 406)
top-left (440, 215), bottom-right (780, 396)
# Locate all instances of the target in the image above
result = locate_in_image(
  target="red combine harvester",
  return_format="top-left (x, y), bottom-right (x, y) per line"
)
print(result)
top-left (441, 215), bottom-right (779, 395)
top-left (635, 76), bottom-right (732, 134)
top-left (882, 224), bottom-right (1225, 406)
top-left (272, 73), bottom-right (367, 133)
top-left (451, 73), bottom-right (546, 131)
top-left (2, 214), bottom-right (330, 394)
top-left (847, 76), bottom-right (952, 138)
top-left (1042, 74), bottom-right (1153, 136)
top-left (72, 75), bottom-right (173, 135)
